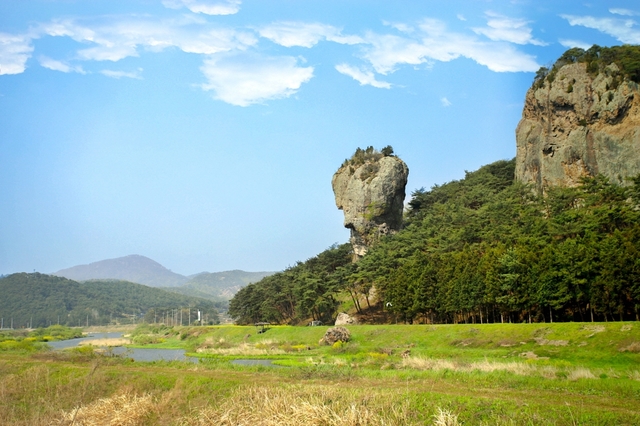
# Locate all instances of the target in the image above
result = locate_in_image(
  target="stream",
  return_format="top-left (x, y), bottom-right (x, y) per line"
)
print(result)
top-left (46, 332), bottom-right (196, 363)
top-left (47, 333), bottom-right (280, 366)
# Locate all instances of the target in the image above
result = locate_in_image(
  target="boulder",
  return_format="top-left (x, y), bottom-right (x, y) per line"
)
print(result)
top-left (319, 326), bottom-right (351, 346)
top-left (334, 312), bottom-right (357, 326)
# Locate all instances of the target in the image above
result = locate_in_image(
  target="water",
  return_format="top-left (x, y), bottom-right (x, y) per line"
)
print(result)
top-left (109, 347), bottom-right (197, 363)
top-left (231, 359), bottom-right (281, 367)
top-left (46, 332), bottom-right (124, 350)
top-left (46, 332), bottom-right (197, 363)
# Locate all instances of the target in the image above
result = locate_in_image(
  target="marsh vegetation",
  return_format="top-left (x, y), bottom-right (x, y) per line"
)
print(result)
top-left (1, 323), bottom-right (639, 425)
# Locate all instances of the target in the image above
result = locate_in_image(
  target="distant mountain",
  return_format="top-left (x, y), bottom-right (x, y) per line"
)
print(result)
top-left (0, 273), bottom-right (219, 328)
top-left (177, 270), bottom-right (275, 300)
top-left (54, 255), bottom-right (188, 288)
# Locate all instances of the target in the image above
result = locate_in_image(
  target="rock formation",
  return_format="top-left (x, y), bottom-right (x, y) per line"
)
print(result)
top-left (332, 146), bottom-right (408, 259)
top-left (516, 48), bottom-right (640, 192)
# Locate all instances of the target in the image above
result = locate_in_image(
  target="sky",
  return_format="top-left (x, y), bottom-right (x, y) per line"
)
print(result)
top-left (1, 0), bottom-right (639, 276)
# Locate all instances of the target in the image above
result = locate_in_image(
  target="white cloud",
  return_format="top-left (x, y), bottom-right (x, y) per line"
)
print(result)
top-left (258, 22), bottom-right (362, 48)
top-left (440, 97), bottom-right (452, 107)
top-left (361, 18), bottom-right (540, 75)
top-left (200, 53), bottom-right (314, 106)
top-left (39, 56), bottom-right (86, 73)
top-left (561, 14), bottom-right (640, 44)
top-left (335, 63), bottom-right (391, 88)
top-left (0, 32), bottom-right (34, 75)
top-left (383, 21), bottom-right (415, 34)
top-left (100, 68), bottom-right (143, 79)
top-left (473, 12), bottom-right (547, 46)
top-left (162, 0), bottom-right (241, 16)
top-left (361, 33), bottom-right (448, 75)
top-left (609, 8), bottom-right (639, 17)
top-left (558, 39), bottom-right (593, 50)
top-left (457, 14), bottom-right (467, 22)
top-left (40, 16), bottom-right (257, 62)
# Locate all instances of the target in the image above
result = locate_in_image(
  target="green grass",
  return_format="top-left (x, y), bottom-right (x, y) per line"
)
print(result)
top-left (132, 322), bottom-right (640, 372)
top-left (1, 322), bottom-right (638, 424)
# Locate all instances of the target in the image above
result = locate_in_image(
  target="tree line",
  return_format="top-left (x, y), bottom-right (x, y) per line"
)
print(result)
top-left (0, 273), bottom-right (219, 328)
top-left (229, 159), bottom-right (640, 324)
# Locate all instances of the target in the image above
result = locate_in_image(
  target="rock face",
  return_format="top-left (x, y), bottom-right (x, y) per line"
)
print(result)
top-left (332, 149), bottom-right (409, 259)
top-left (516, 62), bottom-right (640, 192)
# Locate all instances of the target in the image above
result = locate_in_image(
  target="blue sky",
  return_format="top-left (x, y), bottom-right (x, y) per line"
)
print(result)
top-left (1, 0), bottom-right (638, 276)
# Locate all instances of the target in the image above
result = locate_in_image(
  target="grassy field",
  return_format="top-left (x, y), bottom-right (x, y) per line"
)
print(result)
top-left (1, 322), bottom-right (639, 425)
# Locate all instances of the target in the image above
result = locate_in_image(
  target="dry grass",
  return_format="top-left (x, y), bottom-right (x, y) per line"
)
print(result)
top-left (195, 342), bottom-right (286, 356)
top-left (619, 341), bottom-right (640, 353)
top-left (581, 325), bottom-right (606, 333)
top-left (567, 367), bottom-right (596, 381)
top-left (79, 338), bottom-right (131, 347)
top-left (402, 357), bottom-right (457, 371)
top-left (54, 392), bottom-right (154, 426)
top-left (534, 338), bottom-right (569, 346)
top-left (432, 407), bottom-right (460, 426)
top-left (179, 385), bottom-right (415, 426)
top-left (401, 356), bottom-right (566, 379)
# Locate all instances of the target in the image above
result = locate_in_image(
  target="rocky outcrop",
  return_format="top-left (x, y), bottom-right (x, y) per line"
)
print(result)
top-left (332, 147), bottom-right (408, 259)
top-left (516, 61), bottom-right (640, 192)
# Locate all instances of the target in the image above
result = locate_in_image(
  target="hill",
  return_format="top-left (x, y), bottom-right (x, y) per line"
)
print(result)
top-left (53, 255), bottom-right (274, 301)
top-left (54, 254), bottom-right (188, 287)
top-left (230, 158), bottom-right (640, 325)
top-left (178, 270), bottom-right (275, 300)
top-left (0, 273), bottom-right (219, 328)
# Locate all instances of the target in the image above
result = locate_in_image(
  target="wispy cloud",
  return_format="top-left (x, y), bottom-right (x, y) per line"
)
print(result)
top-left (200, 53), bottom-right (314, 106)
top-left (39, 56), bottom-right (86, 73)
top-left (0, 32), bottom-right (34, 75)
top-left (361, 18), bottom-right (540, 74)
top-left (457, 14), bottom-right (467, 22)
top-left (335, 63), bottom-right (391, 88)
top-left (1, 9), bottom-right (543, 104)
top-left (41, 16), bottom-right (257, 62)
top-left (558, 39), bottom-right (593, 50)
top-left (382, 21), bottom-right (415, 34)
top-left (441, 97), bottom-right (452, 107)
top-left (609, 8), bottom-right (639, 17)
top-left (162, 0), bottom-right (242, 16)
top-left (100, 68), bottom-right (143, 79)
top-left (473, 12), bottom-right (547, 46)
top-left (561, 14), bottom-right (640, 44)
top-left (258, 22), bottom-right (362, 47)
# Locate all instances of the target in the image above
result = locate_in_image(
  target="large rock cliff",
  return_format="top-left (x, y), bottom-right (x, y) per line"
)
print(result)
top-left (332, 147), bottom-right (408, 259)
top-left (516, 47), bottom-right (640, 192)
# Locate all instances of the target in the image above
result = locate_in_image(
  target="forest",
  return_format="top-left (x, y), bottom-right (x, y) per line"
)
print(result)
top-left (0, 273), bottom-right (220, 328)
top-left (229, 159), bottom-right (640, 325)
